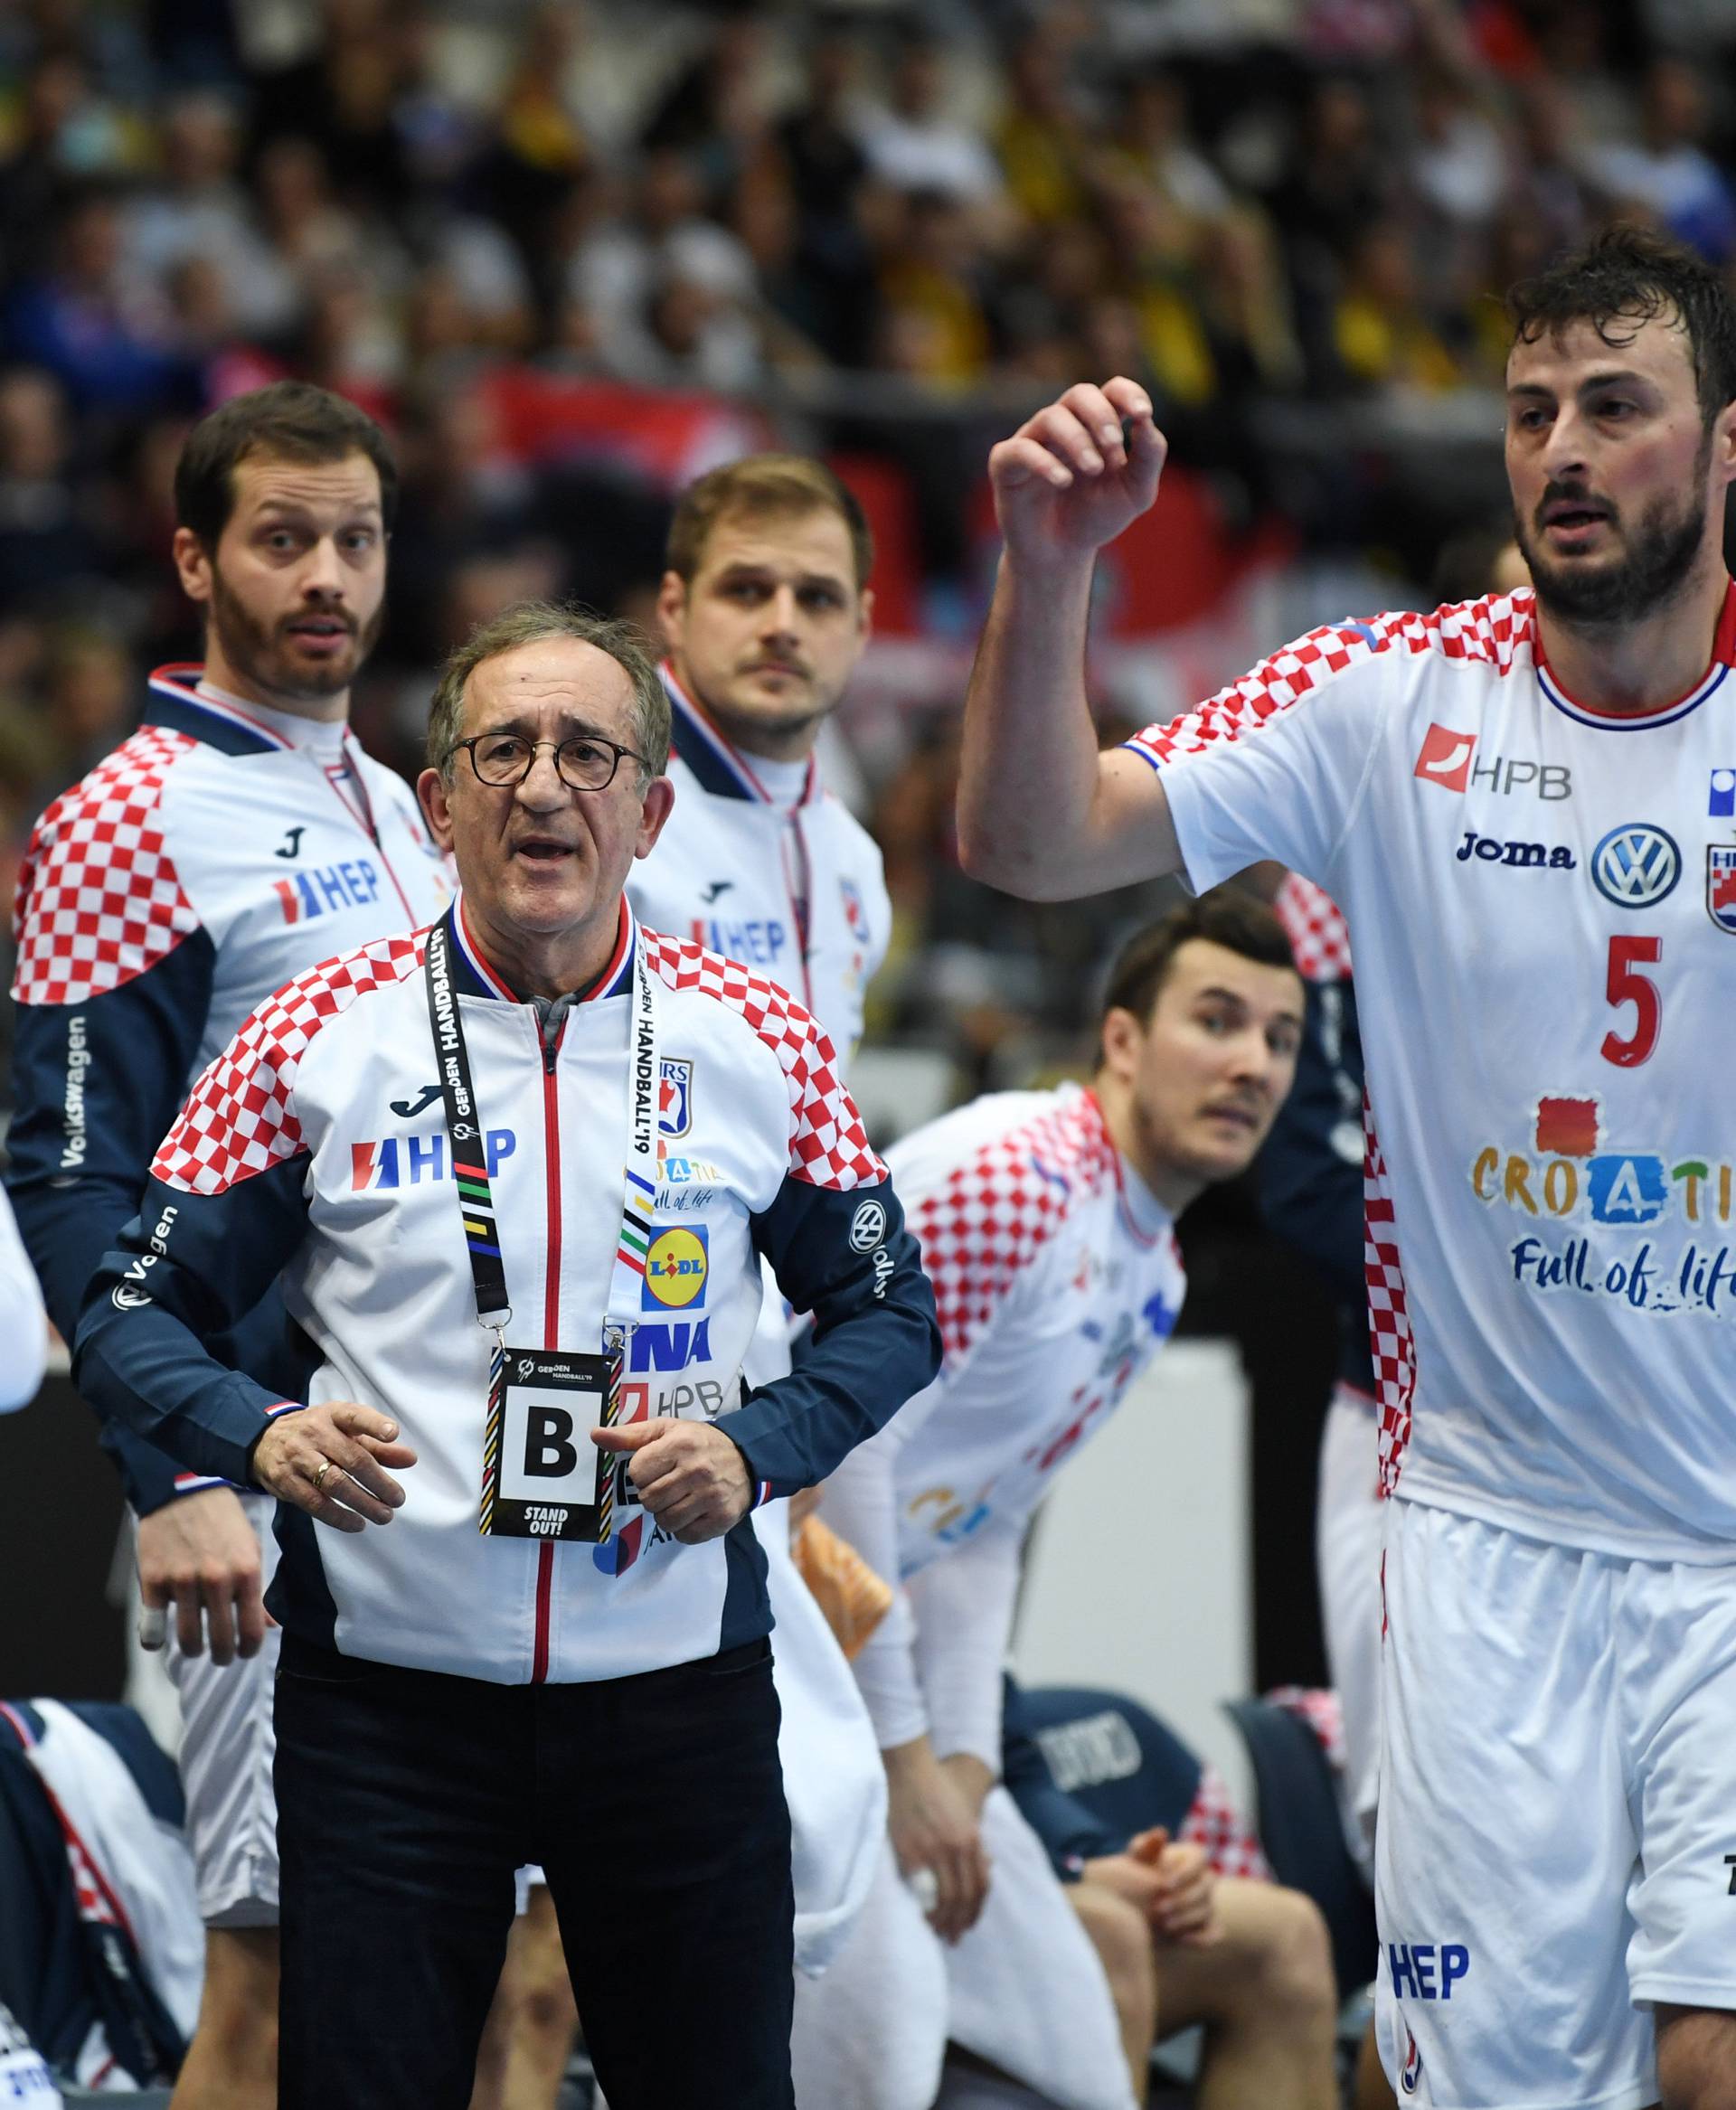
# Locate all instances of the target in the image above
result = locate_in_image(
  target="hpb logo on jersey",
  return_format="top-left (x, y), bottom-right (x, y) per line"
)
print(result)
top-left (1413, 723), bottom-right (1476, 792)
top-left (1708, 847), bottom-right (1736, 933)
top-left (642, 1225), bottom-right (708, 1310)
top-left (658, 1058), bottom-right (693, 1138)
top-left (351, 1128), bottom-right (516, 1190)
top-left (272, 859), bottom-right (382, 922)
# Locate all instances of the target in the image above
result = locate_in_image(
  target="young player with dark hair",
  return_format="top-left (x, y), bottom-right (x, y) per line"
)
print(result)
top-left (801, 896), bottom-right (1335, 2110)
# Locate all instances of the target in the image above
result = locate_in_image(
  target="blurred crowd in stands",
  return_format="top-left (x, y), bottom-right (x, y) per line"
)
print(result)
top-left (3, 0), bottom-right (1734, 1097)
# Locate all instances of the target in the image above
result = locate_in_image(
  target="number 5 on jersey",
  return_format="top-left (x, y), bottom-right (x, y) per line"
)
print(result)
top-left (1601, 937), bottom-right (1661, 1068)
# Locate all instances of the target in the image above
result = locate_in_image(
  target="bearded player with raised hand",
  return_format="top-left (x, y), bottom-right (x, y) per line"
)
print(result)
top-left (958, 225), bottom-right (1736, 2110)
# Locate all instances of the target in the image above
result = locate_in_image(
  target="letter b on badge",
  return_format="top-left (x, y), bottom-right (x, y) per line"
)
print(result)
top-left (524, 1405), bottom-right (578, 1478)
top-left (499, 1357), bottom-right (605, 1511)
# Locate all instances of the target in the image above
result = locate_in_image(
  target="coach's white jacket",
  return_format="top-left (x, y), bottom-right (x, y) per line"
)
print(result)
top-left (73, 900), bottom-right (939, 1687)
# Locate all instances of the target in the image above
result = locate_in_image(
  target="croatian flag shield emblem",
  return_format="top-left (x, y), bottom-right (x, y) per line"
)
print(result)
top-left (658, 1057), bottom-right (693, 1137)
top-left (1708, 846), bottom-right (1736, 934)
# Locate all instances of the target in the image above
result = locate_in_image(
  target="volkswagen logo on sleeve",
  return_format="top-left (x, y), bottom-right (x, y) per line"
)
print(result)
top-left (849, 1198), bottom-right (889, 1253)
top-left (1590, 824), bottom-right (1681, 909)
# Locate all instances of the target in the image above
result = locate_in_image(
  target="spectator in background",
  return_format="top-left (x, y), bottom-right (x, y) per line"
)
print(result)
top-left (4, 183), bottom-right (186, 420)
top-left (1270, 75), bottom-right (1393, 382)
top-left (0, 366), bottom-right (101, 617)
top-left (126, 93), bottom-right (300, 342)
top-left (641, 12), bottom-right (772, 201)
top-left (252, 135), bottom-right (405, 327)
top-left (1506, 77), bottom-right (1596, 262)
top-left (248, 0), bottom-right (411, 216)
top-left (0, 54), bottom-right (103, 278)
top-left (776, 30), bottom-right (880, 367)
top-left (994, 22), bottom-right (1090, 230)
top-left (1583, 56), bottom-right (1736, 263)
top-left (568, 147), bottom-right (761, 381)
top-left (858, 32), bottom-right (1005, 212)
top-left (474, 0), bottom-right (612, 257)
top-left (876, 189), bottom-right (995, 390)
top-left (1407, 61), bottom-right (1509, 238)
top-left (27, 624), bottom-right (136, 803)
top-left (1332, 218), bottom-right (1462, 392)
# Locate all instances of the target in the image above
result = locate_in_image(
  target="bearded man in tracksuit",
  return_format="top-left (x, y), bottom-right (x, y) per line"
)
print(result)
top-left (72, 601), bottom-right (940, 2110)
top-left (5, 382), bottom-right (450, 2107)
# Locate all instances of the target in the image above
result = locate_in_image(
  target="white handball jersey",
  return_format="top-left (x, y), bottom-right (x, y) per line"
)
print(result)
top-left (1128, 582), bottom-right (1736, 1561)
top-left (826, 1082), bottom-right (1186, 1762)
top-left (882, 1083), bottom-right (1186, 1580)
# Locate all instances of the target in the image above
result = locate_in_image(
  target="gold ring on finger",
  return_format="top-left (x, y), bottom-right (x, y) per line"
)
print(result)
top-left (313, 1459), bottom-right (333, 1494)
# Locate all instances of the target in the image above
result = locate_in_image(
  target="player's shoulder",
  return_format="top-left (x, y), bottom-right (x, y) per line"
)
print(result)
top-left (893, 1088), bottom-right (1113, 1355)
top-left (640, 925), bottom-right (829, 1060)
top-left (639, 925), bottom-right (883, 1185)
top-left (1264, 589), bottom-right (1538, 689)
top-left (1127, 591), bottom-right (1538, 769)
top-left (12, 725), bottom-right (209, 1003)
top-left (152, 928), bottom-right (431, 1195)
top-left (893, 1085), bottom-right (1117, 1229)
top-left (239, 927), bottom-right (431, 1069)
top-left (24, 722), bottom-right (200, 852)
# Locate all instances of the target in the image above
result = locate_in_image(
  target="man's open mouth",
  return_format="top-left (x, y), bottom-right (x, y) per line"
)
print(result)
top-left (1541, 498), bottom-right (1611, 532)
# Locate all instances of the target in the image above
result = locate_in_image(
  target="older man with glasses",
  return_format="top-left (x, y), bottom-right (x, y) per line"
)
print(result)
top-left (71, 602), bottom-right (941, 2110)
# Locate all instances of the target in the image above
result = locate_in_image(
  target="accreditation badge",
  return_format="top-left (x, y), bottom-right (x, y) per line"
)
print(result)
top-left (483, 1346), bottom-right (614, 1541)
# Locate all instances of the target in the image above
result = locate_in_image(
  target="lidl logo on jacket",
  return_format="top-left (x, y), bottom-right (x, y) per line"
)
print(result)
top-left (642, 1225), bottom-right (708, 1309)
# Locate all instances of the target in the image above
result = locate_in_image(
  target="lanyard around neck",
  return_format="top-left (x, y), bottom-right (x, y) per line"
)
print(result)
top-left (422, 913), bottom-right (661, 1342)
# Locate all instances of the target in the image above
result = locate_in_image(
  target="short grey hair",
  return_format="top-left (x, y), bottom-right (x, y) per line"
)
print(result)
top-left (427, 601), bottom-right (671, 784)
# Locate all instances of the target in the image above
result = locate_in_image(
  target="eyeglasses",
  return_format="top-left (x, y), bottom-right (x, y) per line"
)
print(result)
top-left (448, 731), bottom-right (647, 793)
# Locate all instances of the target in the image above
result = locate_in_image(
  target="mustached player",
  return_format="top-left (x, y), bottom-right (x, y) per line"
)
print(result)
top-left (6, 384), bottom-right (448, 2110)
top-left (958, 225), bottom-right (1736, 2107)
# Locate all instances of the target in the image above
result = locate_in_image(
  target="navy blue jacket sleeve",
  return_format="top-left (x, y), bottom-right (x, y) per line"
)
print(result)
top-left (5, 931), bottom-right (219, 1512)
top-left (1000, 1678), bottom-right (1119, 1877)
top-left (733, 1175), bottom-right (939, 1494)
top-left (72, 1160), bottom-right (312, 1491)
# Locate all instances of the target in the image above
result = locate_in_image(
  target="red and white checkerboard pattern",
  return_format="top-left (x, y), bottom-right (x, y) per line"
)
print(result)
top-left (1265, 1684), bottom-right (1348, 1773)
top-left (153, 934), bottom-right (428, 1194)
top-left (1364, 1097), bottom-right (1415, 1497)
top-left (910, 1090), bottom-right (1116, 1369)
top-left (1272, 873), bottom-right (1353, 983)
top-left (11, 727), bottom-right (202, 1005)
top-left (641, 929), bottom-right (883, 1190)
top-left (1179, 1759), bottom-right (1273, 1883)
top-left (1124, 590), bottom-right (1536, 772)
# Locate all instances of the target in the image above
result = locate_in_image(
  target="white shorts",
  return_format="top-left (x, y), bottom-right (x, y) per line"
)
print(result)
top-left (1314, 1380), bottom-right (1382, 1876)
top-left (1378, 1498), bottom-right (1736, 2109)
top-left (791, 1795), bottom-right (1134, 2110)
top-left (165, 1492), bottom-right (280, 1928)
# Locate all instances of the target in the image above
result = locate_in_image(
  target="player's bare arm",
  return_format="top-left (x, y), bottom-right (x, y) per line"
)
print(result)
top-left (958, 378), bottom-right (1183, 900)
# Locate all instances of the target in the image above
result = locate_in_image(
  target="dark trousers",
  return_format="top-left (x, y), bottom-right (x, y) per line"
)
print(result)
top-left (274, 1632), bottom-right (794, 2110)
